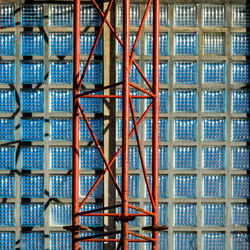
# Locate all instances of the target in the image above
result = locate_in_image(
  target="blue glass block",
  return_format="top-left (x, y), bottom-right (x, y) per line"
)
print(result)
top-left (203, 147), bottom-right (225, 169)
top-left (203, 232), bottom-right (225, 250)
top-left (80, 33), bottom-right (102, 55)
top-left (174, 147), bottom-right (197, 169)
top-left (50, 61), bottom-right (72, 84)
top-left (232, 33), bottom-right (250, 56)
top-left (145, 33), bottom-right (168, 55)
top-left (50, 33), bottom-right (72, 56)
top-left (145, 147), bottom-right (168, 170)
top-left (232, 176), bottom-right (250, 198)
top-left (21, 118), bottom-right (44, 141)
top-left (21, 232), bottom-right (44, 250)
top-left (174, 232), bottom-right (197, 250)
top-left (50, 204), bottom-right (71, 226)
top-left (21, 90), bottom-right (44, 113)
top-left (232, 147), bottom-right (250, 170)
top-left (79, 232), bottom-right (103, 249)
top-left (232, 233), bottom-right (250, 249)
top-left (174, 175), bottom-right (197, 198)
top-left (0, 204), bottom-right (15, 226)
top-left (50, 232), bottom-right (72, 250)
top-left (21, 175), bottom-right (44, 198)
top-left (145, 61), bottom-right (168, 84)
top-left (232, 119), bottom-right (250, 141)
top-left (203, 90), bottom-right (225, 112)
top-left (203, 62), bottom-right (226, 84)
top-left (232, 5), bottom-right (250, 27)
top-left (145, 203), bottom-right (168, 227)
top-left (21, 4), bottom-right (43, 27)
top-left (203, 33), bottom-right (225, 55)
top-left (79, 92), bottom-right (103, 113)
top-left (80, 61), bottom-right (103, 84)
top-left (174, 90), bottom-right (197, 112)
top-left (203, 5), bottom-right (225, 27)
top-left (0, 232), bottom-right (15, 249)
top-left (117, 61), bottom-right (140, 84)
top-left (145, 232), bottom-right (168, 250)
top-left (50, 147), bottom-right (72, 170)
top-left (146, 175), bottom-right (168, 198)
top-left (174, 33), bottom-right (197, 55)
top-left (0, 61), bottom-right (15, 84)
top-left (232, 90), bottom-right (250, 113)
top-left (117, 4), bottom-right (140, 26)
top-left (146, 4), bottom-right (168, 26)
top-left (0, 119), bottom-right (15, 141)
top-left (174, 204), bottom-right (197, 226)
top-left (0, 33), bottom-right (15, 55)
top-left (21, 203), bottom-right (44, 227)
top-left (50, 175), bottom-right (72, 198)
top-left (117, 90), bottom-right (140, 113)
top-left (174, 61), bottom-right (197, 84)
top-left (50, 90), bottom-right (72, 112)
top-left (0, 175), bottom-right (14, 198)
top-left (0, 90), bottom-right (15, 112)
top-left (80, 118), bottom-right (103, 141)
top-left (145, 118), bottom-right (168, 141)
top-left (203, 175), bottom-right (226, 198)
top-left (50, 4), bottom-right (73, 27)
top-left (203, 118), bottom-right (225, 141)
top-left (0, 147), bottom-right (15, 170)
top-left (0, 4), bottom-right (15, 27)
top-left (174, 5), bottom-right (197, 27)
top-left (21, 61), bottom-right (44, 84)
top-left (50, 119), bottom-right (72, 141)
top-left (21, 32), bottom-right (44, 56)
top-left (81, 4), bottom-right (101, 26)
top-left (203, 204), bottom-right (225, 227)
top-left (21, 147), bottom-right (44, 170)
top-left (80, 147), bottom-right (102, 170)
top-left (116, 203), bottom-right (140, 226)
top-left (80, 175), bottom-right (103, 198)
top-left (117, 175), bottom-right (139, 198)
top-left (232, 62), bottom-right (250, 84)
top-left (116, 147), bottom-right (139, 170)
top-left (232, 204), bottom-right (250, 226)
top-left (174, 119), bottom-right (197, 141)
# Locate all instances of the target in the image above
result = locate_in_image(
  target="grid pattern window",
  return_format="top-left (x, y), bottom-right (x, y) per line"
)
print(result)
top-left (0, 4), bottom-right (15, 27)
top-left (0, 33), bottom-right (15, 56)
top-left (21, 4), bottom-right (43, 27)
top-left (49, 4), bottom-right (73, 27)
top-left (174, 5), bottom-right (197, 27)
top-left (0, 90), bottom-right (15, 113)
top-left (203, 5), bottom-right (225, 27)
top-left (21, 90), bottom-right (44, 113)
top-left (21, 32), bottom-right (44, 56)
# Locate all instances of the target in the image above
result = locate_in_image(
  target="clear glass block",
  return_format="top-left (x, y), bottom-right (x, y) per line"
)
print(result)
top-left (50, 232), bottom-right (72, 250)
top-left (203, 175), bottom-right (226, 198)
top-left (80, 33), bottom-right (102, 55)
top-left (232, 147), bottom-right (250, 170)
top-left (232, 233), bottom-right (250, 249)
top-left (146, 4), bottom-right (168, 26)
top-left (21, 147), bottom-right (44, 170)
top-left (21, 175), bottom-right (44, 198)
top-left (80, 147), bottom-right (102, 170)
top-left (203, 5), bottom-right (225, 27)
top-left (145, 118), bottom-right (168, 141)
top-left (144, 147), bottom-right (168, 169)
top-left (145, 175), bottom-right (168, 198)
top-left (116, 90), bottom-right (140, 113)
top-left (81, 4), bottom-right (101, 26)
top-left (79, 231), bottom-right (103, 249)
top-left (203, 62), bottom-right (226, 84)
top-left (203, 147), bottom-right (225, 169)
top-left (21, 203), bottom-right (44, 227)
top-left (50, 119), bottom-right (72, 141)
top-left (49, 4), bottom-right (73, 27)
top-left (203, 118), bottom-right (225, 141)
top-left (232, 119), bottom-right (250, 141)
top-left (80, 61), bottom-right (103, 85)
top-left (0, 4), bottom-right (15, 27)
top-left (21, 232), bottom-right (44, 250)
top-left (0, 175), bottom-right (15, 198)
top-left (145, 90), bottom-right (168, 113)
top-left (0, 147), bottom-right (15, 170)
top-left (50, 175), bottom-right (72, 198)
top-left (232, 204), bottom-right (250, 226)
top-left (50, 90), bottom-right (72, 112)
top-left (203, 90), bottom-right (225, 112)
top-left (50, 33), bottom-right (72, 56)
top-left (79, 92), bottom-right (103, 113)
top-left (232, 5), bottom-right (250, 27)
top-left (145, 203), bottom-right (168, 227)
top-left (116, 4), bottom-right (140, 26)
top-left (203, 232), bottom-right (225, 250)
top-left (50, 204), bottom-right (71, 226)
top-left (174, 175), bottom-right (197, 198)
top-left (203, 33), bottom-right (225, 55)
top-left (21, 32), bottom-right (44, 56)
top-left (21, 118), bottom-right (44, 141)
top-left (117, 33), bottom-right (140, 55)
top-left (0, 61), bottom-right (15, 84)
top-left (21, 90), bottom-right (44, 113)
top-left (116, 61), bottom-right (140, 84)
top-left (50, 147), bottom-right (72, 170)
top-left (80, 175), bottom-right (103, 198)
top-left (145, 33), bottom-right (168, 56)
top-left (80, 118), bottom-right (103, 141)
top-left (0, 119), bottom-right (15, 141)
top-left (21, 61), bottom-right (44, 84)
top-left (174, 204), bottom-right (197, 226)
top-left (203, 204), bottom-right (225, 226)
top-left (174, 61), bottom-right (197, 84)
top-left (0, 90), bottom-right (15, 113)
top-left (232, 90), bottom-right (250, 113)
top-left (50, 61), bottom-right (72, 84)
top-left (116, 146), bottom-right (139, 170)
top-left (21, 4), bottom-right (43, 27)
top-left (145, 61), bottom-right (168, 84)
top-left (0, 204), bottom-right (15, 226)
top-left (174, 33), bottom-right (197, 55)
top-left (117, 175), bottom-right (139, 198)
top-left (174, 90), bottom-right (197, 112)
top-left (174, 4), bottom-right (197, 27)
top-left (174, 118), bottom-right (197, 141)
top-left (232, 33), bottom-right (250, 56)
top-left (232, 176), bottom-right (250, 198)
top-left (0, 232), bottom-right (15, 249)
top-left (0, 33), bottom-right (15, 56)
top-left (174, 147), bottom-right (197, 169)
top-left (232, 62), bottom-right (250, 84)
top-left (174, 232), bottom-right (197, 250)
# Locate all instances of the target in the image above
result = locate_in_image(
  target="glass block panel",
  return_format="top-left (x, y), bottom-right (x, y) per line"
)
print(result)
top-left (232, 33), bottom-right (250, 56)
top-left (21, 175), bottom-right (44, 198)
top-left (232, 5), bottom-right (250, 27)
top-left (174, 204), bottom-right (197, 226)
top-left (116, 147), bottom-right (139, 170)
top-left (174, 118), bottom-right (197, 141)
top-left (145, 61), bottom-right (168, 84)
top-left (146, 175), bottom-right (168, 198)
top-left (174, 232), bottom-right (197, 250)
top-left (80, 33), bottom-right (102, 55)
top-left (117, 4), bottom-right (140, 26)
top-left (21, 147), bottom-right (43, 170)
top-left (203, 232), bottom-right (225, 250)
top-left (21, 90), bottom-right (44, 113)
top-left (203, 175), bottom-right (226, 198)
top-left (21, 61), bottom-right (44, 84)
top-left (21, 118), bottom-right (44, 141)
top-left (50, 175), bottom-right (72, 198)
top-left (0, 90), bottom-right (15, 113)
top-left (79, 232), bottom-right (103, 249)
top-left (80, 61), bottom-right (103, 84)
top-left (232, 233), bottom-right (250, 249)
top-left (21, 32), bottom-right (44, 56)
top-left (0, 33), bottom-right (15, 56)
top-left (50, 33), bottom-right (72, 56)
top-left (174, 33), bottom-right (197, 55)
top-left (0, 175), bottom-right (15, 198)
top-left (203, 62), bottom-right (226, 84)
top-left (203, 147), bottom-right (225, 169)
top-left (232, 204), bottom-right (250, 226)
top-left (0, 232), bottom-right (15, 249)
top-left (145, 118), bottom-right (168, 141)
top-left (0, 4), bottom-right (15, 27)
top-left (174, 4), bottom-right (197, 27)
top-left (174, 147), bottom-right (197, 169)
top-left (0, 61), bottom-right (15, 84)
top-left (0, 147), bottom-right (15, 170)
top-left (145, 90), bottom-right (168, 113)
top-left (203, 33), bottom-right (225, 55)
top-left (232, 119), bottom-right (250, 141)
top-left (232, 176), bottom-right (250, 198)
top-left (146, 4), bottom-right (168, 26)
top-left (174, 175), bottom-right (197, 198)
top-left (50, 147), bottom-right (72, 170)
top-left (50, 90), bottom-right (72, 112)
top-left (21, 232), bottom-right (44, 250)
top-left (50, 119), bottom-right (72, 141)
top-left (21, 4), bottom-right (43, 27)
top-left (80, 118), bottom-right (103, 141)
top-left (0, 119), bottom-right (15, 141)
top-left (21, 203), bottom-right (43, 227)
top-left (117, 90), bottom-right (140, 113)
top-left (80, 147), bottom-right (102, 170)
top-left (145, 147), bottom-right (168, 170)
top-left (117, 33), bottom-right (140, 55)
top-left (203, 90), bottom-right (225, 112)
top-left (50, 204), bottom-right (71, 226)
top-left (174, 61), bottom-right (197, 84)
top-left (117, 175), bottom-right (139, 198)
top-left (232, 147), bottom-right (250, 170)
top-left (81, 4), bottom-right (101, 26)
top-left (50, 4), bottom-right (72, 27)
top-left (80, 175), bottom-right (103, 198)
top-left (174, 90), bottom-right (197, 112)
top-left (79, 92), bottom-right (103, 113)
top-left (145, 33), bottom-right (168, 56)
top-left (0, 204), bottom-right (15, 226)
top-left (145, 203), bottom-right (168, 227)
top-left (203, 204), bottom-right (225, 227)
top-left (50, 61), bottom-right (72, 84)
top-left (203, 118), bottom-right (225, 141)
top-left (232, 90), bottom-right (250, 113)
top-left (203, 5), bottom-right (225, 27)
top-left (233, 62), bottom-right (250, 84)
top-left (117, 61), bottom-right (140, 84)
top-left (50, 232), bottom-right (72, 250)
